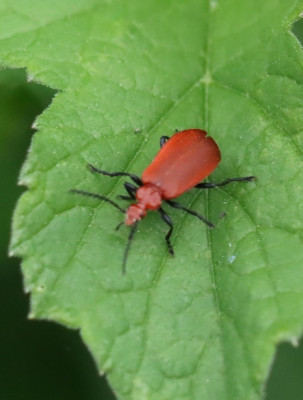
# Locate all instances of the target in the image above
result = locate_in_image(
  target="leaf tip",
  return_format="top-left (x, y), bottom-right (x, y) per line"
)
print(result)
top-left (26, 73), bottom-right (35, 83)
top-left (8, 249), bottom-right (15, 257)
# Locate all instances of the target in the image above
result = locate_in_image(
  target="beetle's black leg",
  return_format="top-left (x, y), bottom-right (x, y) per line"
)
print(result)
top-left (124, 182), bottom-right (137, 198)
top-left (122, 221), bottom-right (138, 275)
top-left (70, 189), bottom-right (126, 213)
top-left (88, 163), bottom-right (142, 186)
top-left (158, 207), bottom-right (174, 255)
top-left (165, 200), bottom-right (215, 228)
top-left (195, 176), bottom-right (255, 189)
top-left (117, 182), bottom-right (137, 201)
top-left (115, 221), bottom-right (124, 231)
top-left (117, 195), bottom-right (133, 201)
top-left (160, 136), bottom-right (170, 148)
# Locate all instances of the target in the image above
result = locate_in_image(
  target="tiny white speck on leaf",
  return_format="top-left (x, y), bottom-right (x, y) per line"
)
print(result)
top-left (228, 255), bottom-right (236, 264)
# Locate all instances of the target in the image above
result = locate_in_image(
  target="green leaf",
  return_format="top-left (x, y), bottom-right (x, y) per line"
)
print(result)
top-left (1, 1), bottom-right (303, 399)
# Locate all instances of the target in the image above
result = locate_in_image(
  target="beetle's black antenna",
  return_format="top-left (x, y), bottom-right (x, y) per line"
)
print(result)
top-left (122, 221), bottom-right (138, 275)
top-left (88, 163), bottom-right (142, 186)
top-left (70, 189), bottom-right (126, 213)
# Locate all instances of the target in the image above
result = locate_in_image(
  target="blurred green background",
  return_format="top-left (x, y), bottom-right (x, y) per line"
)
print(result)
top-left (1, 18), bottom-right (303, 400)
top-left (0, 69), bottom-right (115, 400)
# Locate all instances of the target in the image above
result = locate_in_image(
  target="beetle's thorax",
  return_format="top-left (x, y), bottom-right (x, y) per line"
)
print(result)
top-left (136, 183), bottom-right (162, 209)
top-left (125, 183), bottom-right (162, 225)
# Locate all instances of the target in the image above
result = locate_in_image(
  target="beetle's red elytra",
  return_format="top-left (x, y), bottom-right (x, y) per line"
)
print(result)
top-left (71, 129), bottom-right (255, 273)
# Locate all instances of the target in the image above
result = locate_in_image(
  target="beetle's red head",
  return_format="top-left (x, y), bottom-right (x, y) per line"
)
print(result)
top-left (125, 184), bottom-right (163, 226)
top-left (125, 204), bottom-right (147, 225)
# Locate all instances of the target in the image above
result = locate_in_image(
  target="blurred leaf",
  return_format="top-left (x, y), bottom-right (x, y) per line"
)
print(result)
top-left (0, 68), bottom-right (115, 400)
top-left (0, 68), bottom-right (54, 264)
top-left (0, 1), bottom-right (303, 399)
top-left (266, 339), bottom-right (303, 400)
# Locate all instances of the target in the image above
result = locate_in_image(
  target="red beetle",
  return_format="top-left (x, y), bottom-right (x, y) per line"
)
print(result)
top-left (71, 129), bottom-right (254, 272)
